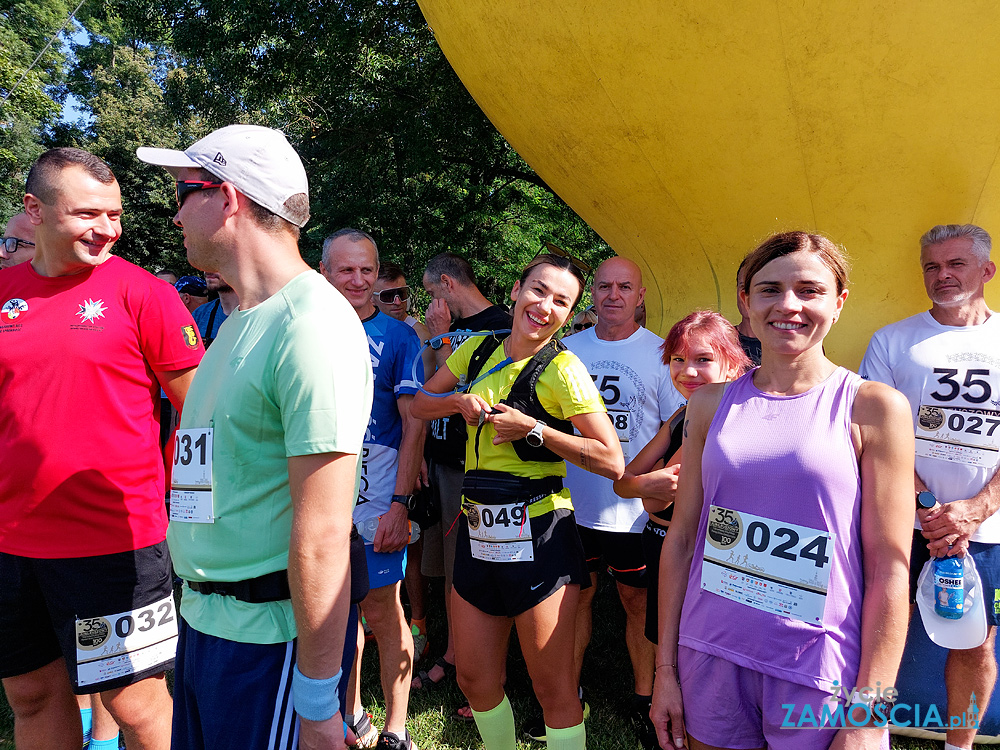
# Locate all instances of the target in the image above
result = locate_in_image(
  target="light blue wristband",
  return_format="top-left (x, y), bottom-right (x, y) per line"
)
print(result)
top-left (292, 664), bottom-right (342, 722)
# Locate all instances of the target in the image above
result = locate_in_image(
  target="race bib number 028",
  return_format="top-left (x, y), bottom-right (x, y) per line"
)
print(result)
top-left (170, 427), bottom-right (214, 523)
top-left (75, 594), bottom-right (178, 687)
top-left (465, 502), bottom-right (532, 562)
top-left (700, 506), bottom-right (834, 624)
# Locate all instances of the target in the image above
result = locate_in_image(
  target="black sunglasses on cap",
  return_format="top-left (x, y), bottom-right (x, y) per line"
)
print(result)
top-left (176, 180), bottom-right (225, 209)
top-left (1, 237), bottom-right (35, 255)
top-left (373, 286), bottom-right (411, 304)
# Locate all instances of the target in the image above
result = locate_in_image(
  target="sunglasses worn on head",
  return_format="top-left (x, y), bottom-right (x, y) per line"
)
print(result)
top-left (373, 286), bottom-right (411, 304)
top-left (540, 241), bottom-right (593, 276)
top-left (176, 180), bottom-right (225, 209)
top-left (1, 237), bottom-right (35, 254)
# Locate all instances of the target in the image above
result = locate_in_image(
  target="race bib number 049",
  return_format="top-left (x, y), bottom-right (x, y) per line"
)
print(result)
top-left (75, 594), bottom-right (178, 687)
top-left (465, 502), bottom-right (532, 562)
top-left (170, 427), bottom-right (214, 523)
top-left (700, 506), bottom-right (834, 624)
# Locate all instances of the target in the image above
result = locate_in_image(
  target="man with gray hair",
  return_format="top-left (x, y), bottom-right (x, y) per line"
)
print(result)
top-left (861, 223), bottom-right (1000, 750)
top-left (320, 228), bottom-right (423, 750)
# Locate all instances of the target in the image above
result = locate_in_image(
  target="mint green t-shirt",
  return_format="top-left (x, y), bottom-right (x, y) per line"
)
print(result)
top-left (168, 271), bottom-right (373, 644)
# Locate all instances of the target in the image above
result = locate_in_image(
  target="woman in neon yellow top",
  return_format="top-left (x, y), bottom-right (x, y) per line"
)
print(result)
top-left (412, 252), bottom-right (624, 750)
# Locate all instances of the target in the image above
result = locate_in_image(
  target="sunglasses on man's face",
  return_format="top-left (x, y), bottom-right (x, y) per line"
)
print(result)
top-left (1, 237), bottom-right (34, 255)
top-left (175, 180), bottom-right (225, 209)
top-left (373, 286), bottom-right (411, 304)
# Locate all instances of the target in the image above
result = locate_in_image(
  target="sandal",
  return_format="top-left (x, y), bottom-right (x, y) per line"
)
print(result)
top-left (411, 656), bottom-right (455, 690)
top-left (449, 700), bottom-right (475, 723)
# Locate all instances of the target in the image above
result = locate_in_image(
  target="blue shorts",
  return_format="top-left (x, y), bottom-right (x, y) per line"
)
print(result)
top-left (364, 544), bottom-right (407, 590)
top-left (171, 604), bottom-right (358, 750)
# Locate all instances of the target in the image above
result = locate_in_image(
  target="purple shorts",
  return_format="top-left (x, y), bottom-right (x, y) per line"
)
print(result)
top-left (677, 646), bottom-right (889, 750)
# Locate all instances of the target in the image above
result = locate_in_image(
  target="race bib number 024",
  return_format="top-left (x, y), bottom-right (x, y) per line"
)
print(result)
top-left (75, 594), bottom-right (178, 687)
top-left (465, 502), bottom-right (532, 562)
top-left (700, 506), bottom-right (834, 624)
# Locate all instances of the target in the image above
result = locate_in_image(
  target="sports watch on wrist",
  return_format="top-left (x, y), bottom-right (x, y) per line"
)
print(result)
top-left (525, 420), bottom-right (546, 448)
top-left (916, 490), bottom-right (937, 510)
top-left (391, 494), bottom-right (414, 511)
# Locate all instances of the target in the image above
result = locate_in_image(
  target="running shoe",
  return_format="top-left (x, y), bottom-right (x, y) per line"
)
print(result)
top-left (374, 730), bottom-right (417, 750)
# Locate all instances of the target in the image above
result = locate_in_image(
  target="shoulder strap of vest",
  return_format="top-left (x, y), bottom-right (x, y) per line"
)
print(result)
top-left (464, 332), bottom-right (509, 389)
top-left (508, 338), bottom-right (566, 400)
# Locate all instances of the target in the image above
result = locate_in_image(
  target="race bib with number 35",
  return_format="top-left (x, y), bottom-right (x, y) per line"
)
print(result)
top-left (700, 505), bottom-right (834, 624)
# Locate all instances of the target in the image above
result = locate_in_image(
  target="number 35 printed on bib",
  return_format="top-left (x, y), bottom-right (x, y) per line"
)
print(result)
top-left (917, 367), bottom-right (1000, 469)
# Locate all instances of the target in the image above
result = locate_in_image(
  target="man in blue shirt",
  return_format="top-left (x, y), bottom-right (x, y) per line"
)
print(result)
top-left (321, 228), bottom-right (424, 750)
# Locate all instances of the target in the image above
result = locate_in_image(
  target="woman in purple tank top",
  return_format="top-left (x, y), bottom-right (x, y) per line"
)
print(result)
top-left (650, 233), bottom-right (915, 750)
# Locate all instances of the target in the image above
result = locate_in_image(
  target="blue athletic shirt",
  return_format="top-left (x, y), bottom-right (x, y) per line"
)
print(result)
top-left (354, 310), bottom-right (423, 524)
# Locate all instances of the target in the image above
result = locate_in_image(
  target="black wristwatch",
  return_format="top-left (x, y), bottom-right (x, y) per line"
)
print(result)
top-left (391, 494), bottom-right (414, 511)
top-left (916, 490), bottom-right (937, 510)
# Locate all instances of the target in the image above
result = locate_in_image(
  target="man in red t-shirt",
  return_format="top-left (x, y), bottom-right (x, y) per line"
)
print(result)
top-left (0, 147), bottom-right (203, 750)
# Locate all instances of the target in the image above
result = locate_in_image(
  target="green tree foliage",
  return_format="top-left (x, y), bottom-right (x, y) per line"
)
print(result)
top-left (95, 0), bottom-right (610, 298)
top-left (6, 0), bottom-right (610, 300)
top-left (0, 0), bottom-right (71, 220)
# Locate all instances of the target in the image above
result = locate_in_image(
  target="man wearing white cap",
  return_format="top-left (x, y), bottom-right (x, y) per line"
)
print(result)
top-left (138, 125), bottom-right (373, 750)
top-left (861, 224), bottom-right (1000, 750)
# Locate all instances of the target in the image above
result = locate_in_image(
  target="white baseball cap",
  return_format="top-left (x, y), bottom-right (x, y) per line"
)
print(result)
top-left (137, 124), bottom-right (309, 227)
top-left (915, 555), bottom-right (988, 650)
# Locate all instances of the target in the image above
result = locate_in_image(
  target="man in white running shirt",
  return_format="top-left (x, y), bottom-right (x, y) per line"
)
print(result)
top-left (861, 224), bottom-right (1000, 750)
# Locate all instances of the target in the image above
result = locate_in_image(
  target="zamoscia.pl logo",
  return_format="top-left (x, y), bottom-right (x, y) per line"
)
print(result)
top-left (781, 682), bottom-right (980, 729)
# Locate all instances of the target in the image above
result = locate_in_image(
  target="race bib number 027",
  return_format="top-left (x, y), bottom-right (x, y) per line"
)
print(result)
top-left (75, 594), bottom-right (178, 687)
top-left (916, 367), bottom-right (1000, 468)
top-left (700, 506), bottom-right (834, 624)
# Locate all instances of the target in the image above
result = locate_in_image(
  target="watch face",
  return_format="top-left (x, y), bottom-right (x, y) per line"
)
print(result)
top-left (917, 491), bottom-right (937, 509)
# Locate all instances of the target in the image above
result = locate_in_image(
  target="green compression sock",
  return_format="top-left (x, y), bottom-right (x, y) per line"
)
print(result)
top-left (471, 693), bottom-right (516, 750)
top-left (89, 734), bottom-right (119, 750)
top-left (546, 721), bottom-right (586, 750)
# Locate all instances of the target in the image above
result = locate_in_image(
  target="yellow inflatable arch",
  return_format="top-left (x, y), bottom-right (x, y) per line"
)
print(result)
top-left (417, 0), bottom-right (1000, 366)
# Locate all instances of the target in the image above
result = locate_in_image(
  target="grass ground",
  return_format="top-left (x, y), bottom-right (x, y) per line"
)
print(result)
top-left (0, 574), bottom-right (984, 748)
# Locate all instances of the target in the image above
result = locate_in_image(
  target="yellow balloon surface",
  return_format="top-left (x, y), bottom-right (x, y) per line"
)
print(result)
top-left (417, 0), bottom-right (1000, 365)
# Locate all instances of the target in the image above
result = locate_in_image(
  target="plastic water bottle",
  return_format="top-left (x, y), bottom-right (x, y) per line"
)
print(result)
top-left (934, 556), bottom-right (964, 619)
top-left (357, 516), bottom-right (380, 544)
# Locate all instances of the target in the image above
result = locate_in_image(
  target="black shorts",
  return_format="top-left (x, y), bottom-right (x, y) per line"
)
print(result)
top-left (910, 529), bottom-right (1000, 626)
top-left (641, 519), bottom-right (669, 643)
top-left (577, 524), bottom-right (647, 588)
top-left (453, 508), bottom-right (590, 617)
top-left (0, 541), bottom-right (176, 692)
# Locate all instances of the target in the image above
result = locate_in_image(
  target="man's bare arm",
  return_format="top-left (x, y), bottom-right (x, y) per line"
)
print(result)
top-left (156, 366), bottom-right (198, 411)
top-left (288, 451), bottom-right (358, 750)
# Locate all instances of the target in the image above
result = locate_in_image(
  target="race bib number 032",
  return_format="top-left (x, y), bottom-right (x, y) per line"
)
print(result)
top-left (465, 502), bottom-right (532, 562)
top-left (700, 506), bottom-right (834, 624)
top-left (75, 594), bottom-right (178, 687)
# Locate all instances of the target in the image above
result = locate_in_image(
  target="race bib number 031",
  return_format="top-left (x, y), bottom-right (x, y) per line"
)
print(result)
top-left (916, 404), bottom-right (1000, 468)
top-left (700, 506), bottom-right (834, 624)
top-left (465, 502), bottom-right (532, 562)
top-left (75, 594), bottom-right (178, 687)
top-left (170, 427), bottom-right (214, 523)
